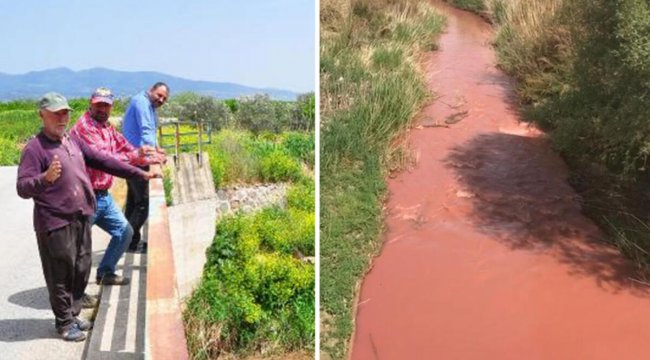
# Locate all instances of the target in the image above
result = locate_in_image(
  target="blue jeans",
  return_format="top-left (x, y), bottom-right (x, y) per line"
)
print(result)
top-left (91, 192), bottom-right (133, 278)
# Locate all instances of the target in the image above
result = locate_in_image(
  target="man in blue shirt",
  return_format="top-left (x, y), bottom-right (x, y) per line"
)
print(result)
top-left (122, 82), bottom-right (169, 252)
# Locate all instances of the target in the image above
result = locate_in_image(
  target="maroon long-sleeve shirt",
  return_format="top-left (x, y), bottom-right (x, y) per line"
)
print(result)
top-left (17, 131), bottom-right (148, 233)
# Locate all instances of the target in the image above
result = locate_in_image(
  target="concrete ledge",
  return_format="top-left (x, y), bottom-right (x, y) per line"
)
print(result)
top-left (146, 172), bottom-right (189, 360)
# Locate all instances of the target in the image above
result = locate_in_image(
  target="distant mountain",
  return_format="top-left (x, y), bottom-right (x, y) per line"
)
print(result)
top-left (0, 67), bottom-right (299, 101)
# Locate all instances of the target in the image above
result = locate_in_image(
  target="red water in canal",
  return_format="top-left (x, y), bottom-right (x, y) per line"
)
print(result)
top-left (350, 2), bottom-right (650, 359)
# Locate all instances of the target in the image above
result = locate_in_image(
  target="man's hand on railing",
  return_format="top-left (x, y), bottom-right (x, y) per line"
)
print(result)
top-left (143, 167), bottom-right (163, 180)
top-left (155, 146), bottom-right (168, 164)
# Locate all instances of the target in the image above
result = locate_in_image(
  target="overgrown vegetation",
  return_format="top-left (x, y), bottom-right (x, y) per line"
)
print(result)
top-left (447, 0), bottom-right (650, 270)
top-left (320, 0), bottom-right (445, 358)
top-left (183, 178), bottom-right (315, 359)
top-left (159, 127), bottom-right (312, 188)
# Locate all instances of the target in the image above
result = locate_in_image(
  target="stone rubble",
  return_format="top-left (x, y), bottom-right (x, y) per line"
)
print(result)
top-left (215, 183), bottom-right (288, 219)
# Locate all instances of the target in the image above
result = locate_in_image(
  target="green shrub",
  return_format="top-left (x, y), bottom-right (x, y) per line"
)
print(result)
top-left (259, 151), bottom-right (302, 183)
top-left (254, 207), bottom-right (315, 256)
top-left (282, 132), bottom-right (315, 168)
top-left (185, 206), bottom-right (314, 356)
top-left (235, 94), bottom-right (278, 134)
top-left (291, 93), bottom-right (315, 131)
top-left (208, 151), bottom-right (226, 188)
top-left (286, 179), bottom-right (315, 212)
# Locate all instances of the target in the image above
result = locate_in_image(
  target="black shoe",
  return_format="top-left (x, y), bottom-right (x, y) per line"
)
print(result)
top-left (80, 293), bottom-right (98, 309)
top-left (127, 241), bottom-right (147, 254)
top-left (59, 323), bottom-right (86, 342)
top-left (96, 273), bottom-right (130, 286)
top-left (126, 241), bottom-right (140, 253)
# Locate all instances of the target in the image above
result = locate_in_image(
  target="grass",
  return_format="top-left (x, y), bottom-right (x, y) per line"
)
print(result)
top-left (320, 1), bottom-right (445, 358)
top-left (567, 161), bottom-right (650, 273)
top-left (0, 107), bottom-right (89, 165)
top-left (449, 0), bottom-right (486, 12)
top-left (0, 97), bottom-right (129, 165)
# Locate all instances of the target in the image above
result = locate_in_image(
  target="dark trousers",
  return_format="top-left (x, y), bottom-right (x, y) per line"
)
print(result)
top-left (125, 166), bottom-right (149, 247)
top-left (36, 217), bottom-right (91, 331)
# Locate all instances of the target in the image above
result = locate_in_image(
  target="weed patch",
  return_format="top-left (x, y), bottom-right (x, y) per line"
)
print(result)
top-left (184, 180), bottom-right (315, 358)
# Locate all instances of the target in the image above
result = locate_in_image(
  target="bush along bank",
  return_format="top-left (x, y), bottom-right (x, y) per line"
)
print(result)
top-left (448, 0), bottom-right (650, 271)
top-left (320, 0), bottom-right (445, 358)
top-left (183, 177), bottom-right (315, 359)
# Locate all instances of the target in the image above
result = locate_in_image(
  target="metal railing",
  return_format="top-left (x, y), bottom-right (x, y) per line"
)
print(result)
top-left (157, 120), bottom-right (212, 166)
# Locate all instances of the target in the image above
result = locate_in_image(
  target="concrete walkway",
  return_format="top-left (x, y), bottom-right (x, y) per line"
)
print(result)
top-left (1, 158), bottom-right (212, 359)
top-left (0, 167), bottom-right (146, 359)
top-left (86, 248), bottom-right (147, 360)
top-left (0, 166), bottom-right (100, 359)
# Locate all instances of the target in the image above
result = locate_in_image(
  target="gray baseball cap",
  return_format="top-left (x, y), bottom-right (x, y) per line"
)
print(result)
top-left (39, 92), bottom-right (73, 112)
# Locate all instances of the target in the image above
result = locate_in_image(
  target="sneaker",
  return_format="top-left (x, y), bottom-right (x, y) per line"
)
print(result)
top-left (75, 317), bottom-right (93, 331)
top-left (59, 324), bottom-right (86, 342)
top-left (96, 273), bottom-right (130, 286)
top-left (81, 293), bottom-right (98, 309)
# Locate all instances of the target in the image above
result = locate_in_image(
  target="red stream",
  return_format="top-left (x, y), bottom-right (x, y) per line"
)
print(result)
top-left (350, 2), bottom-right (650, 359)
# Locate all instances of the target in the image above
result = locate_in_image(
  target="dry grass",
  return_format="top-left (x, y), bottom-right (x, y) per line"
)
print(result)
top-left (485, 0), bottom-right (575, 103)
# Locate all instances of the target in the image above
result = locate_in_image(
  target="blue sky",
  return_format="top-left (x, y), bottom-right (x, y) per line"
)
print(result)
top-left (0, 0), bottom-right (315, 93)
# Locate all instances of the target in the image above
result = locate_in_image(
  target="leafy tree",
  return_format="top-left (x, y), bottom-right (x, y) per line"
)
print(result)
top-left (235, 94), bottom-right (277, 134)
top-left (224, 98), bottom-right (239, 113)
top-left (161, 92), bottom-right (232, 130)
top-left (292, 93), bottom-right (315, 131)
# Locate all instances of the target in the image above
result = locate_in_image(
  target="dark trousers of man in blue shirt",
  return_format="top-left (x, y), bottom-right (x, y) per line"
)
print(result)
top-left (125, 165), bottom-right (149, 252)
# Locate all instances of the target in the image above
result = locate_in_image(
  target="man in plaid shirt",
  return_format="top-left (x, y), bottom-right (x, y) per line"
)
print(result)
top-left (70, 87), bottom-right (165, 286)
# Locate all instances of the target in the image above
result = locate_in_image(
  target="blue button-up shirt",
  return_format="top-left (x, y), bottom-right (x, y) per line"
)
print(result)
top-left (122, 91), bottom-right (158, 147)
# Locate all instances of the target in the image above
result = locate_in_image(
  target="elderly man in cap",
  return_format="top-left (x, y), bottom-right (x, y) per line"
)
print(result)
top-left (17, 92), bottom-right (160, 341)
top-left (71, 87), bottom-right (165, 286)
